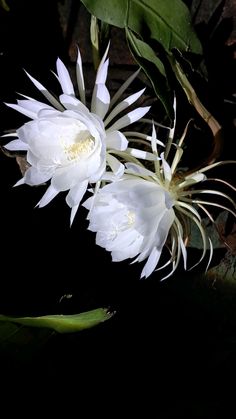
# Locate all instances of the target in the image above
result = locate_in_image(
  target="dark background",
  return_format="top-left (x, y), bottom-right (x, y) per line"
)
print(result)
top-left (0, 0), bottom-right (236, 416)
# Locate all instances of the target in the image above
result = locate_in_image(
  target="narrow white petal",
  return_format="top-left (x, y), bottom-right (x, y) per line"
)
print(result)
top-left (161, 152), bottom-right (172, 182)
top-left (141, 247), bottom-right (161, 278)
top-left (5, 103), bottom-right (37, 119)
top-left (125, 163), bottom-right (156, 178)
top-left (100, 171), bottom-right (122, 182)
top-left (171, 146), bottom-right (183, 174)
top-left (124, 131), bottom-right (164, 146)
top-left (127, 147), bottom-right (160, 161)
top-left (106, 131), bottom-right (128, 151)
top-left (66, 180), bottom-right (88, 208)
top-left (70, 205), bottom-right (79, 226)
top-left (56, 58), bottom-right (75, 96)
top-left (109, 68), bottom-right (140, 108)
top-left (76, 46), bottom-right (86, 105)
top-left (179, 236), bottom-right (187, 270)
top-left (95, 58), bottom-right (109, 85)
top-left (91, 83), bottom-right (110, 119)
top-left (104, 88), bottom-right (145, 127)
top-left (17, 99), bottom-right (53, 113)
top-left (14, 178), bottom-right (25, 187)
top-left (107, 106), bottom-right (150, 132)
top-left (59, 94), bottom-right (89, 113)
top-left (1, 132), bottom-right (18, 138)
top-left (25, 71), bottom-right (64, 111)
top-left (106, 154), bottom-right (124, 177)
top-left (151, 124), bottom-right (157, 153)
top-left (4, 139), bottom-right (28, 151)
top-left (95, 43), bottom-right (110, 84)
top-left (178, 173), bottom-right (206, 188)
top-left (169, 95), bottom-right (176, 139)
top-left (164, 94), bottom-right (176, 159)
top-left (37, 109), bottom-right (60, 119)
top-left (37, 184), bottom-right (59, 208)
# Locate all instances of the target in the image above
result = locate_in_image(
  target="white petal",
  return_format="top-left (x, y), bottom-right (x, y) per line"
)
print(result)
top-left (106, 154), bottom-right (124, 177)
top-left (178, 173), bottom-right (206, 189)
top-left (155, 209), bottom-right (175, 249)
top-left (5, 103), bottom-right (37, 119)
top-left (125, 163), bottom-right (155, 177)
top-left (25, 71), bottom-right (64, 111)
top-left (91, 83), bottom-right (110, 119)
top-left (104, 88), bottom-right (145, 127)
top-left (171, 146), bottom-right (183, 174)
top-left (17, 99), bottom-right (53, 115)
top-left (14, 178), bottom-right (25, 187)
top-left (161, 152), bottom-right (172, 182)
top-left (141, 247), bottom-right (161, 278)
top-left (1, 132), bottom-right (18, 138)
top-left (56, 58), bottom-right (75, 96)
top-left (66, 180), bottom-right (88, 208)
top-left (70, 204), bottom-right (79, 225)
top-left (95, 42), bottom-right (110, 84)
top-left (179, 236), bottom-right (187, 270)
top-left (4, 139), bottom-right (28, 151)
top-left (127, 147), bottom-right (160, 161)
top-left (76, 46), bottom-right (86, 105)
top-left (107, 106), bottom-right (150, 132)
top-left (59, 94), bottom-right (88, 114)
top-left (100, 171), bottom-right (122, 182)
top-left (106, 131), bottom-right (128, 151)
top-left (37, 184), bottom-right (59, 208)
top-left (83, 195), bottom-right (94, 211)
top-left (109, 68), bottom-right (140, 108)
top-left (24, 167), bottom-right (52, 185)
top-left (151, 124), bottom-right (158, 153)
top-left (37, 109), bottom-right (61, 118)
top-left (95, 58), bottom-right (109, 85)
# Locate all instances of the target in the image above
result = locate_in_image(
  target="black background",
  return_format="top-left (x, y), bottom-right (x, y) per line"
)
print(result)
top-left (0, 1), bottom-right (236, 416)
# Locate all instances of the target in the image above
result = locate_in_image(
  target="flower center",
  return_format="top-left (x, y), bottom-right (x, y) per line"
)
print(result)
top-left (63, 136), bottom-right (95, 161)
top-left (108, 209), bottom-right (136, 241)
top-left (127, 210), bottom-right (136, 226)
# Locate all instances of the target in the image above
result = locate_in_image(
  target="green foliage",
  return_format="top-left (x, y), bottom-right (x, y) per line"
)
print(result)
top-left (82, 0), bottom-right (202, 121)
top-left (126, 29), bottom-right (174, 120)
top-left (0, 308), bottom-right (114, 334)
top-left (82, 0), bottom-right (202, 53)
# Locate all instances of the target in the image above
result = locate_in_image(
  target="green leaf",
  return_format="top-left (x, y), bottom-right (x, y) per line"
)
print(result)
top-left (126, 28), bottom-right (174, 120)
top-left (0, 308), bottom-right (114, 334)
top-left (81, 0), bottom-right (202, 54)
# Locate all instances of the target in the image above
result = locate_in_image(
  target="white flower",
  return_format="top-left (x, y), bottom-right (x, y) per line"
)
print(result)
top-left (84, 114), bottom-right (236, 279)
top-left (83, 176), bottom-right (175, 278)
top-left (4, 44), bottom-right (150, 223)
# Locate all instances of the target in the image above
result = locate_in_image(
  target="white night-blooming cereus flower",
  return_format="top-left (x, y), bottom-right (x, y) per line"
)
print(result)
top-left (3, 44), bottom-right (150, 223)
top-left (84, 109), bottom-right (236, 279)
